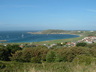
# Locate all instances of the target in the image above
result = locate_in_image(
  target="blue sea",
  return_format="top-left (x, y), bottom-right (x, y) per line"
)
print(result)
top-left (0, 31), bottom-right (79, 43)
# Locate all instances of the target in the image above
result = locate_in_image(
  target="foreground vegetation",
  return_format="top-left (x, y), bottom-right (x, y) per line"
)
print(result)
top-left (0, 61), bottom-right (96, 72)
top-left (0, 43), bottom-right (96, 72)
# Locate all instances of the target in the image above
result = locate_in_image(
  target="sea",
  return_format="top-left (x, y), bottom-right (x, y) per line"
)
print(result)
top-left (0, 31), bottom-right (79, 43)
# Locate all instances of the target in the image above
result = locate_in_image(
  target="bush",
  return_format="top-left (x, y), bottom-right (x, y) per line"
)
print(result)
top-left (0, 48), bottom-right (10, 61)
top-left (0, 62), bottom-right (6, 69)
top-left (55, 53), bottom-right (64, 62)
top-left (10, 51), bottom-right (23, 62)
top-left (72, 55), bottom-right (95, 65)
top-left (59, 47), bottom-right (90, 62)
top-left (31, 57), bottom-right (41, 63)
top-left (21, 48), bottom-right (33, 62)
top-left (46, 50), bottom-right (56, 62)
top-left (90, 48), bottom-right (96, 57)
top-left (76, 42), bottom-right (87, 47)
top-left (6, 44), bottom-right (22, 54)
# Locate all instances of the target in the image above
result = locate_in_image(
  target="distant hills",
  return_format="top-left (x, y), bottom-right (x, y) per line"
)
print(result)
top-left (28, 29), bottom-right (87, 35)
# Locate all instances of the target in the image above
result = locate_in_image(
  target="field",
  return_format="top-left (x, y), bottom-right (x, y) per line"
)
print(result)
top-left (32, 35), bottom-right (84, 45)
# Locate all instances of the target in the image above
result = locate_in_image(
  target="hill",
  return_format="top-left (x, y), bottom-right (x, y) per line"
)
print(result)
top-left (41, 29), bottom-right (69, 34)
top-left (28, 29), bottom-right (85, 34)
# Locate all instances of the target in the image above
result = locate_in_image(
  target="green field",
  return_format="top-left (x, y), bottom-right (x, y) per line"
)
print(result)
top-left (32, 35), bottom-right (84, 45)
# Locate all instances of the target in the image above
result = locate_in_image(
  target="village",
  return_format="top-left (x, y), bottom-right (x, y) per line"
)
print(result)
top-left (43, 36), bottom-right (96, 48)
top-left (61, 36), bottom-right (96, 47)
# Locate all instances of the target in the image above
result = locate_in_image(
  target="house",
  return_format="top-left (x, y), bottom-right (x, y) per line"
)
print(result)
top-left (19, 44), bottom-right (24, 48)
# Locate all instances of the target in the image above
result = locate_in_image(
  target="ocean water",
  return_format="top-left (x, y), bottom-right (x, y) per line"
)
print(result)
top-left (0, 31), bottom-right (79, 43)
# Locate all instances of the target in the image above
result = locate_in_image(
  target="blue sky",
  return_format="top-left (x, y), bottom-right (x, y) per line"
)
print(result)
top-left (0, 0), bottom-right (96, 31)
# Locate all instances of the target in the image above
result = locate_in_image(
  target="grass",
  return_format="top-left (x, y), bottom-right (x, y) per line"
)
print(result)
top-left (32, 35), bottom-right (85, 45)
top-left (1, 61), bottom-right (96, 72)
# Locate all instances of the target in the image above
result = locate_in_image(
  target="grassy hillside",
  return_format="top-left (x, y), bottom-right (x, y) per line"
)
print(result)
top-left (41, 29), bottom-right (69, 34)
top-left (33, 35), bottom-right (84, 45)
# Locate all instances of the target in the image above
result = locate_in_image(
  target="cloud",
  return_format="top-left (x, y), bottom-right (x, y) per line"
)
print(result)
top-left (87, 9), bottom-right (96, 13)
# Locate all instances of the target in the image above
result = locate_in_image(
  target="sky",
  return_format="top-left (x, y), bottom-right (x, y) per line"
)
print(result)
top-left (0, 0), bottom-right (96, 31)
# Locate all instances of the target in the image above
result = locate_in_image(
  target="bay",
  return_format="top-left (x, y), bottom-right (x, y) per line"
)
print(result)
top-left (0, 31), bottom-right (79, 43)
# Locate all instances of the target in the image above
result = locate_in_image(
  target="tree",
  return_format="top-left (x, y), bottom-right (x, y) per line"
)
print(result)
top-left (76, 42), bottom-right (87, 47)
top-left (0, 48), bottom-right (10, 61)
top-left (6, 44), bottom-right (22, 54)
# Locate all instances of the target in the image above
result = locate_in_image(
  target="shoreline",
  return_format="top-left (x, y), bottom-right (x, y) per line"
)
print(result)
top-left (2, 34), bottom-right (83, 45)
top-left (2, 34), bottom-right (80, 44)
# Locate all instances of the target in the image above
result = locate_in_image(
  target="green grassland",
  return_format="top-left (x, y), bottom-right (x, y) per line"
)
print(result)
top-left (32, 35), bottom-right (84, 45)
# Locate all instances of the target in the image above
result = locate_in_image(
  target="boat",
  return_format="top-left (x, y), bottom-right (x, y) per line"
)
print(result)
top-left (21, 34), bottom-right (24, 38)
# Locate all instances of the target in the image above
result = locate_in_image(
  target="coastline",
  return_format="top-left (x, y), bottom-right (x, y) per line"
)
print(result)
top-left (28, 32), bottom-right (82, 37)
top-left (0, 29), bottom-right (85, 44)
top-left (1, 34), bottom-right (81, 44)
top-left (32, 35), bottom-right (84, 45)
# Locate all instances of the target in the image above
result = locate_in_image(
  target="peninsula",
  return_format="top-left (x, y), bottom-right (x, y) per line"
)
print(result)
top-left (28, 29), bottom-right (86, 35)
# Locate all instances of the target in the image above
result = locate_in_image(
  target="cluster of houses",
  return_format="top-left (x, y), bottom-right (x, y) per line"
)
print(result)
top-left (61, 36), bottom-right (96, 47)
top-left (82, 36), bottom-right (96, 43)
top-left (43, 36), bottom-right (96, 48)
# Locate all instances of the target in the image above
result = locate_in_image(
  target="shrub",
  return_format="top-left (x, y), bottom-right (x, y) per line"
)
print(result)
top-left (55, 53), bottom-right (64, 62)
top-left (72, 55), bottom-right (95, 65)
top-left (0, 48), bottom-right (10, 61)
top-left (31, 57), bottom-right (41, 63)
top-left (46, 50), bottom-right (56, 62)
top-left (0, 62), bottom-right (6, 69)
top-left (90, 48), bottom-right (96, 57)
top-left (10, 50), bottom-right (23, 62)
top-left (21, 48), bottom-right (33, 62)
top-left (6, 44), bottom-right (22, 54)
top-left (76, 42), bottom-right (87, 47)
top-left (59, 47), bottom-right (90, 62)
